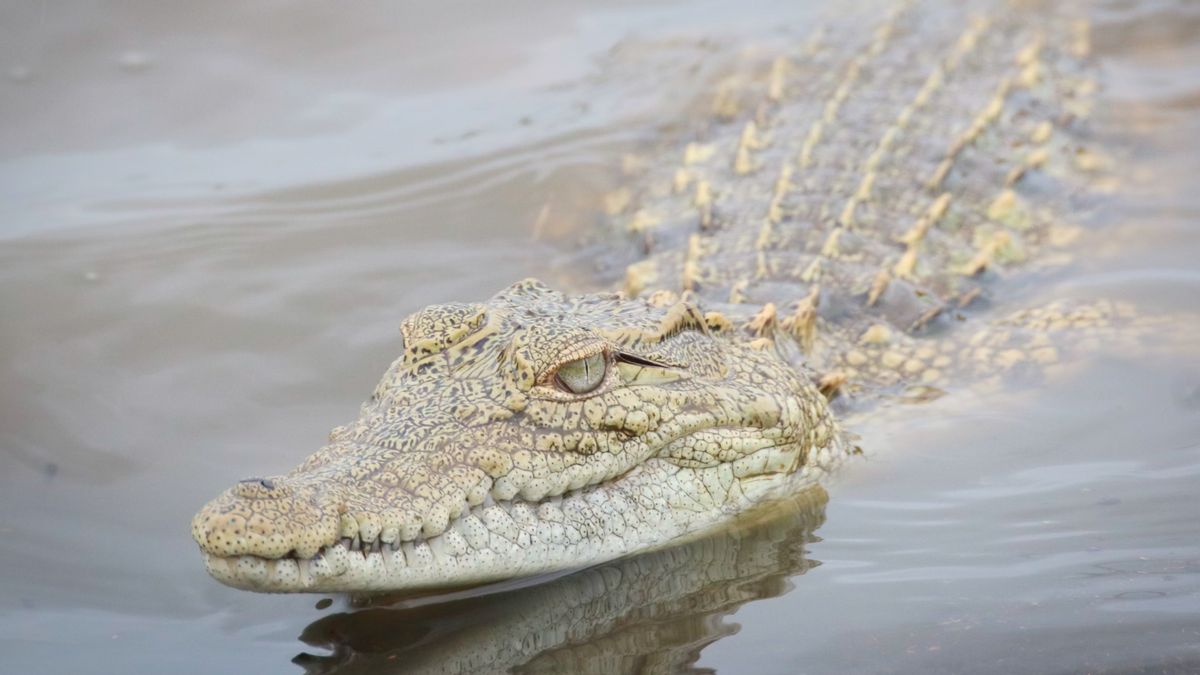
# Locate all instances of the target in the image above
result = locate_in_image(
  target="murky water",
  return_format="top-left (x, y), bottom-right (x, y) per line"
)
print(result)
top-left (2, 1), bottom-right (1198, 673)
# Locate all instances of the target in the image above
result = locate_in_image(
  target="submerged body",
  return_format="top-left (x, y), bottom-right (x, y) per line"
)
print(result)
top-left (193, 0), bottom-right (1115, 593)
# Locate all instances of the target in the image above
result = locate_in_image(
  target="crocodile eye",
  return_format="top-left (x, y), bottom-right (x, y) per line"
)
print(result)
top-left (555, 352), bottom-right (606, 394)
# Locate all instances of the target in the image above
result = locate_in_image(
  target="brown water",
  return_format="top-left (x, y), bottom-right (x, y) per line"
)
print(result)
top-left (2, 1), bottom-right (1199, 673)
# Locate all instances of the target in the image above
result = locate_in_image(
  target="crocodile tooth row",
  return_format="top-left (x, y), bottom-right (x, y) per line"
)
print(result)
top-left (295, 485), bottom-right (598, 561)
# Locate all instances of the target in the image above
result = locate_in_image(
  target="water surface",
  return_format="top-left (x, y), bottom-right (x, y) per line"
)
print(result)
top-left (1, 1), bottom-right (1198, 673)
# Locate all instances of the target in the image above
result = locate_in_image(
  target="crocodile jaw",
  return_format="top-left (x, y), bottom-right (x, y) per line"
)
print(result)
top-left (192, 281), bottom-right (841, 593)
top-left (200, 453), bottom-right (826, 593)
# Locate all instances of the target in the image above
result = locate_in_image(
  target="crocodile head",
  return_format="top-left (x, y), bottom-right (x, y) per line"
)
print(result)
top-left (192, 279), bottom-right (839, 593)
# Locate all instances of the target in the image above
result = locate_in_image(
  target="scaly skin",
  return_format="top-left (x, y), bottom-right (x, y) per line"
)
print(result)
top-left (193, 0), bottom-right (1108, 593)
top-left (293, 489), bottom-right (828, 674)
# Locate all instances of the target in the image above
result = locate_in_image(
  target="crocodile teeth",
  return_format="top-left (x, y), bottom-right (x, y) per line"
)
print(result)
top-left (295, 558), bottom-right (312, 587)
top-left (311, 552), bottom-right (333, 578)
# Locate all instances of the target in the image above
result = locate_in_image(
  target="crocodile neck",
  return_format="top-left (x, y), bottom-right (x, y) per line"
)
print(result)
top-left (612, 0), bottom-right (1092, 391)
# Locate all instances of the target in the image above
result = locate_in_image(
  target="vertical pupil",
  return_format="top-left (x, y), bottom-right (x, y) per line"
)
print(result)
top-left (558, 353), bottom-right (604, 393)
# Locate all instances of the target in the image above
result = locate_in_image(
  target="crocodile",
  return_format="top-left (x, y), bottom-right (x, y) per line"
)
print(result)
top-left (193, 0), bottom-right (1131, 593)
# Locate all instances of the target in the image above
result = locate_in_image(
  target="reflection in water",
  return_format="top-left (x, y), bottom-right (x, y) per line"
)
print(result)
top-left (294, 489), bottom-right (827, 674)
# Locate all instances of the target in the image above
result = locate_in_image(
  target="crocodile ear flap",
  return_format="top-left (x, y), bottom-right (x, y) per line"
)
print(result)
top-left (399, 303), bottom-right (488, 367)
top-left (506, 338), bottom-right (539, 391)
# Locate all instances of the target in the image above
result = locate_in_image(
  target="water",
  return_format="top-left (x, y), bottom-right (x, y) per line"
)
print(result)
top-left (2, 1), bottom-right (1198, 673)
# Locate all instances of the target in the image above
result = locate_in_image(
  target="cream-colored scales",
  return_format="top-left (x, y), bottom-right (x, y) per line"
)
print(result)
top-left (193, 1), bottom-right (1153, 594)
top-left (194, 280), bottom-right (838, 592)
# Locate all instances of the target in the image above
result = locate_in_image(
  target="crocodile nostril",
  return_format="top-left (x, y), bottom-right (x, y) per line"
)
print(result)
top-left (239, 477), bottom-right (276, 490)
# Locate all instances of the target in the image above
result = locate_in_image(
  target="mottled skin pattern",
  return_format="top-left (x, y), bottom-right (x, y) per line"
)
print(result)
top-left (194, 0), bottom-right (1125, 594)
top-left (294, 489), bottom-right (827, 675)
top-left (194, 281), bottom-right (838, 591)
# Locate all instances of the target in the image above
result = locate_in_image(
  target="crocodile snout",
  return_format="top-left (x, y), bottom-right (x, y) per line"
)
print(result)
top-left (192, 476), bottom-right (341, 560)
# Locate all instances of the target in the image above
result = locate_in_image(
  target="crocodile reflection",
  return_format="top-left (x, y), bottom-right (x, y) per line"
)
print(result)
top-left (293, 487), bottom-right (827, 674)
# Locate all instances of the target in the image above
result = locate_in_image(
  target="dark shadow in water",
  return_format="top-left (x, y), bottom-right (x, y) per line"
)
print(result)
top-left (292, 487), bottom-right (828, 674)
